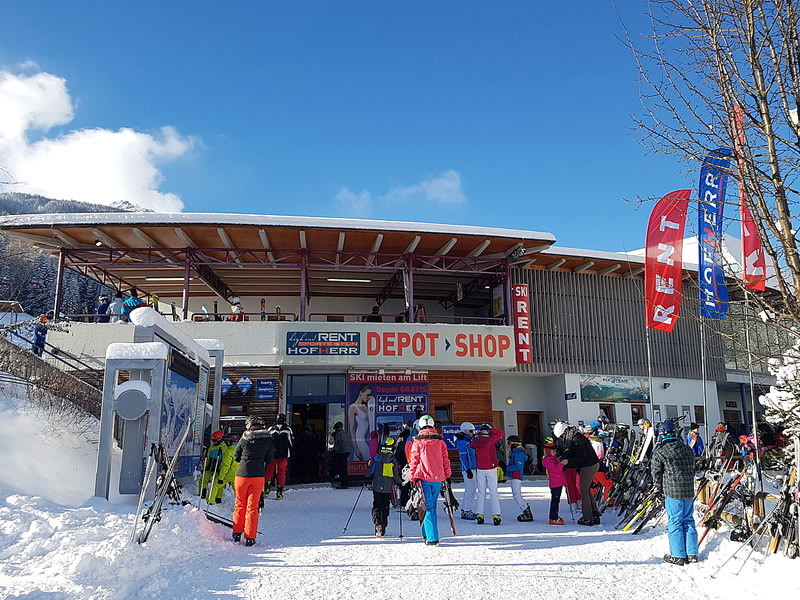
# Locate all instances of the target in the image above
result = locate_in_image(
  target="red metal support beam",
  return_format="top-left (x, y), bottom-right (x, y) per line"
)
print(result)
top-left (300, 250), bottom-right (308, 321)
top-left (182, 251), bottom-right (192, 321)
top-left (53, 249), bottom-right (65, 317)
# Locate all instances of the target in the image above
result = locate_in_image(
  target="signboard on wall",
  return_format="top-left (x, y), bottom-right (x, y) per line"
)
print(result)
top-left (442, 425), bottom-right (460, 449)
top-left (579, 375), bottom-right (650, 403)
top-left (280, 323), bottom-right (516, 369)
top-left (256, 379), bottom-right (277, 401)
top-left (512, 283), bottom-right (532, 364)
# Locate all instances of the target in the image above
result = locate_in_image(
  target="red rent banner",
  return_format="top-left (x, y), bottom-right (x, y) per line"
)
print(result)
top-left (645, 190), bottom-right (691, 332)
top-left (512, 283), bottom-right (532, 364)
top-left (734, 105), bottom-right (766, 292)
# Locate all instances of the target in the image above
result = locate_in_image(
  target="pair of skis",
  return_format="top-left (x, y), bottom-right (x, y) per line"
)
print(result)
top-left (408, 480), bottom-right (459, 536)
top-left (130, 423), bottom-right (192, 544)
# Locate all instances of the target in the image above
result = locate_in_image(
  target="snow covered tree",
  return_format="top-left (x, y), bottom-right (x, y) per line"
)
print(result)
top-left (762, 340), bottom-right (800, 434)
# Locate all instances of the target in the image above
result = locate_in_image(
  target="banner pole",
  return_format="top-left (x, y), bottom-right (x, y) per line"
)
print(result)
top-left (743, 291), bottom-right (764, 490)
top-left (699, 313), bottom-right (709, 444)
top-left (645, 322), bottom-right (655, 417)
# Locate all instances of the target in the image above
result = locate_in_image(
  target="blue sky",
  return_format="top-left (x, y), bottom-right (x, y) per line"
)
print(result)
top-left (0, 1), bottom-right (692, 251)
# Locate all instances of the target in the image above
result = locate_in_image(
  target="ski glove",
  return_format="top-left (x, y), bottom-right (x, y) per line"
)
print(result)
top-left (466, 470), bottom-right (473, 479)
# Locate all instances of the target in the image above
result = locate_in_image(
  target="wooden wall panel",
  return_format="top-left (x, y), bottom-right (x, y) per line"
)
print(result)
top-left (429, 370), bottom-right (493, 427)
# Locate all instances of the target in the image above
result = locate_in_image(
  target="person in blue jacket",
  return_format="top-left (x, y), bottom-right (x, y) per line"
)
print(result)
top-left (120, 288), bottom-right (146, 322)
top-left (32, 315), bottom-right (48, 357)
top-left (686, 422), bottom-right (705, 458)
top-left (507, 435), bottom-right (533, 521)
top-left (454, 422), bottom-right (478, 520)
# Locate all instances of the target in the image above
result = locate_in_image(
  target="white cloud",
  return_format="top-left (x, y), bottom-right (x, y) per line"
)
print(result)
top-left (0, 69), bottom-right (193, 212)
top-left (335, 170), bottom-right (466, 217)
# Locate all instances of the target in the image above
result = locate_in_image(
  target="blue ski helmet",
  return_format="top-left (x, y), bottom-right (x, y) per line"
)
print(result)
top-left (658, 421), bottom-right (677, 439)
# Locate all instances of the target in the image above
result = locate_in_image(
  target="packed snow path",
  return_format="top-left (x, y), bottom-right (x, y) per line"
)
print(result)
top-left (1, 480), bottom-right (797, 600)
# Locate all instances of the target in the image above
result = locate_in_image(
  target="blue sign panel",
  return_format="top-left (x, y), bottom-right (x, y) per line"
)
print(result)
top-left (220, 375), bottom-right (233, 396)
top-left (256, 379), bottom-right (277, 401)
top-left (286, 331), bottom-right (360, 356)
top-left (698, 148), bottom-right (732, 319)
top-left (237, 375), bottom-right (252, 396)
top-left (442, 425), bottom-right (461, 450)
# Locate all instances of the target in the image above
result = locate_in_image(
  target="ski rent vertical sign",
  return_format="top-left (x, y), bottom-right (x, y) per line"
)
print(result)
top-left (512, 284), bottom-right (532, 363)
top-left (698, 148), bottom-right (733, 318)
top-left (645, 190), bottom-right (691, 332)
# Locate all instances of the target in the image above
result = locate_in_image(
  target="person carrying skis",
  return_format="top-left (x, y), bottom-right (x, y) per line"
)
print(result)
top-left (454, 422), bottom-right (478, 520)
top-left (265, 413), bottom-right (293, 500)
top-left (686, 422), bottom-right (704, 458)
top-left (554, 421), bottom-right (600, 526)
top-left (407, 415), bottom-right (451, 546)
top-left (469, 423), bottom-right (504, 525)
top-left (542, 437), bottom-right (566, 524)
top-left (232, 416), bottom-right (275, 546)
top-left (506, 435), bottom-right (532, 522)
top-left (650, 420), bottom-right (698, 565)
top-left (367, 436), bottom-right (403, 537)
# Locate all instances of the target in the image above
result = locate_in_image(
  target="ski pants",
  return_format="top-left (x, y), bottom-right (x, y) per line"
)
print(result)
top-left (332, 453), bottom-right (349, 487)
top-left (564, 468), bottom-right (581, 504)
top-left (460, 470), bottom-right (477, 513)
top-left (510, 478), bottom-right (527, 511)
top-left (593, 470), bottom-right (613, 504)
top-left (579, 463), bottom-right (599, 518)
top-left (233, 475), bottom-right (264, 540)
top-left (420, 480), bottom-right (442, 543)
top-left (372, 491), bottom-right (391, 529)
top-left (265, 458), bottom-right (288, 487)
top-left (549, 486), bottom-right (563, 521)
top-left (202, 471), bottom-right (226, 503)
top-left (665, 496), bottom-right (698, 559)
top-left (475, 468), bottom-right (501, 517)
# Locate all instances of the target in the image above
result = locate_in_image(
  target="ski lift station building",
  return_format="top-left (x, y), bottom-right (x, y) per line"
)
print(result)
top-left (0, 212), bottom-right (785, 476)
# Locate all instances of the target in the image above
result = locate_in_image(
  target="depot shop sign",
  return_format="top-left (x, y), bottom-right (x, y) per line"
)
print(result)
top-left (279, 323), bottom-right (516, 369)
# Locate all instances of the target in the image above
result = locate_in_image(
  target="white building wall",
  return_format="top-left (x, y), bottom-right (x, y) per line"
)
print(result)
top-left (491, 373), bottom-right (566, 439)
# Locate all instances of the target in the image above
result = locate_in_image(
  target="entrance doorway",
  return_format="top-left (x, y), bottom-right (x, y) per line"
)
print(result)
top-left (517, 411), bottom-right (543, 474)
top-left (598, 404), bottom-right (616, 423)
top-left (288, 402), bottom-right (332, 483)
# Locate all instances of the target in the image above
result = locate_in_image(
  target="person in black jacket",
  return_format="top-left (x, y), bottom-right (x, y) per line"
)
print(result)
top-left (232, 416), bottom-right (275, 546)
top-left (265, 414), bottom-right (294, 500)
top-left (554, 421), bottom-right (600, 525)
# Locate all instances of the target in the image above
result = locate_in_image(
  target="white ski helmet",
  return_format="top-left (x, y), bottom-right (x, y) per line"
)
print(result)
top-left (460, 422), bottom-right (475, 434)
top-left (553, 421), bottom-right (569, 438)
top-left (418, 415), bottom-right (435, 429)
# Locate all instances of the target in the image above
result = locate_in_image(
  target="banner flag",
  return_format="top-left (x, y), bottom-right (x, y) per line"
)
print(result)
top-left (698, 148), bottom-right (733, 318)
top-left (734, 106), bottom-right (766, 291)
top-left (645, 189), bottom-right (691, 332)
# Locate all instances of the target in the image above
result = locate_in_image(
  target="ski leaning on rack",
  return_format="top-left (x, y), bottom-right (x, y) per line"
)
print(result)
top-left (129, 444), bottom-right (158, 543)
top-left (134, 423), bottom-right (192, 545)
top-left (441, 479), bottom-right (459, 535)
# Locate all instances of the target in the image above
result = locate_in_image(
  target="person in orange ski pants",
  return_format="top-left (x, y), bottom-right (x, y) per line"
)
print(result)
top-left (232, 416), bottom-right (275, 546)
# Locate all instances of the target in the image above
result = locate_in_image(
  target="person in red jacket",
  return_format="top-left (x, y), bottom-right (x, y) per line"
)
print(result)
top-left (469, 424), bottom-right (504, 525)
top-left (407, 415), bottom-right (452, 545)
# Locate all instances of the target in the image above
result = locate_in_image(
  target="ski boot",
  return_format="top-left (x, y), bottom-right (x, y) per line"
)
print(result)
top-left (475, 513), bottom-right (485, 524)
top-left (687, 555), bottom-right (699, 563)
top-left (461, 510), bottom-right (476, 520)
top-left (424, 540), bottom-right (440, 546)
top-left (577, 516), bottom-right (597, 526)
top-left (232, 532), bottom-right (242, 543)
top-left (663, 554), bottom-right (686, 566)
top-left (245, 538), bottom-right (256, 547)
top-left (492, 514), bottom-right (502, 526)
top-left (263, 481), bottom-right (272, 498)
top-left (375, 524), bottom-right (384, 538)
top-left (276, 486), bottom-right (284, 501)
top-left (517, 505), bottom-right (533, 522)
top-left (549, 518), bottom-right (565, 525)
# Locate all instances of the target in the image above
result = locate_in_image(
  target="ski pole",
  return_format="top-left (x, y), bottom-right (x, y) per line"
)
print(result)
top-left (398, 499), bottom-right (404, 540)
top-left (342, 482), bottom-right (366, 534)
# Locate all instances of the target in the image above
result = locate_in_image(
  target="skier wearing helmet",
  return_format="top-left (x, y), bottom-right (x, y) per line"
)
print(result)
top-left (469, 423), bottom-right (505, 525)
top-left (407, 415), bottom-right (451, 545)
top-left (454, 422), bottom-right (478, 520)
top-left (650, 420), bottom-right (698, 565)
top-left (553, 420), bottom-right (600, 526)
top-left (200, 430), bottom-right (230, 503)
top-left (232, 416), bottom-right (274, 546)
top-left (506, 435), bottom-right (532, 522)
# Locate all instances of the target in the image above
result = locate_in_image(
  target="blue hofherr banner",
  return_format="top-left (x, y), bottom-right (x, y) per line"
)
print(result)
top-left (698, 148), bottom-right (733, 318)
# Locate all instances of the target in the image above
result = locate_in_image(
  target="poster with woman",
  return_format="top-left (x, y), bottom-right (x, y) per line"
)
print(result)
top-left (347, 382), bottom-right (376, 461)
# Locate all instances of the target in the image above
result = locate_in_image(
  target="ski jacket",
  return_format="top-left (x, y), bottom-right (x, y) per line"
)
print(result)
top-left (120, 297), bottom-right (145, 322)
top-left (557, 428), bottom-right (599, 470)
top-left (454, 432), bottom-right (477, 472)
top-left (220, 442), bottom-right (239, 483)
top-left (332, 429), bottom-right (352, 454)
top-left (267, 423), bottom-right (294, 459)
top-left (234, 428), bottom-right (275, 478)
top-left (205, 441), bottom-right (238, 481)
top-left (33, 325), bottom-right (47, 347)
top-left (469, 428), bottom-right (504, 470)
top-left (108, 299), bottom-right (124, 323)
top-left (368, 449), bottom-right (403, 493)
top-left (650, 438), bottom-right (696, 499)
top-left (542, 455), bottom-right (567, 488)
top-left (506, 446), bottom-right (528, 480)
top-left (96, 300), bottom-right (110, 323)
top-left (686, 432), bottom-right (705, 457)
top-left (408, 429), bottom-right (451, 483)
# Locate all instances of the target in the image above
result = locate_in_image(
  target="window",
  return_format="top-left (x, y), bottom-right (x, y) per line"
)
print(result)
top-left (288, 374), bottom-right (346, 398)
top-left (598, 404), bottom-right (616, 423)
top-left (434, 404), bottom-right (453, 425)
top-left (631, 405), bottom-right (646, 423)
top-left (694, 406), bottom-right (705, 425)
top-left (665, 405), bottom-right (679, 418)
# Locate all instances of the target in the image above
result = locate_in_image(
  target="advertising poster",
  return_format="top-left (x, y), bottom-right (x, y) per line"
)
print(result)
top-left (579, 375), bottom-right (650, 404)
top-left (346, 371), bottom-right (428, 461)
top-left (161, 367), bottom-right (203, 477)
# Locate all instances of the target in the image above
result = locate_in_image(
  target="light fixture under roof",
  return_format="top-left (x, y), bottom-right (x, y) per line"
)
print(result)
top-left (327, 277), bottom-right (372, 283)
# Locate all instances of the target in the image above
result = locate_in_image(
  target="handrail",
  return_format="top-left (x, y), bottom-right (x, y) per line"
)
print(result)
top-left (191, 312), bottom-right (298, 322)
top-left (307, 312), bottom-right (504, 325)
top-left (4, 327), bottom-right (103, 389)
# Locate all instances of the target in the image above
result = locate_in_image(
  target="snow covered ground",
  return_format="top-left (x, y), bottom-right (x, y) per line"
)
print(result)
top-left (1, 384), bottom-right (798, 600)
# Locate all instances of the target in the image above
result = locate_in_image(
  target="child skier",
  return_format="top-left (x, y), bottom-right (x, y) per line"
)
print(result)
top-left (454, 422), bottom-right (478, 520)
top-left (542, 437), bottom-right (567, 525)
top-left (200, 430), bottom-right (226, 501)
top-left (506, 435), bottom-right (532, 522)
top-left (367, 436), bottom-right (403, 537)
top-left (469, 424), bottom-right (504, 525)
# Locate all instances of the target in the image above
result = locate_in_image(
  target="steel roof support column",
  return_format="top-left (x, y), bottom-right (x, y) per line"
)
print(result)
top-left (300, 249), bottom-right (308, 321)
top-left (53, 249), bottom-right (66, 318)
top-left (504, 258), bottom-right (512, 326)
top-left (406, 253), bottom-right (415, 323)
top-left (181, 249), bottom-right (192, 321)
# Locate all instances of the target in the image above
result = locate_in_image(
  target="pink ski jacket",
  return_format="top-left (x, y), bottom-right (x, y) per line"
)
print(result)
top-left (408, 430), bottom-right (452, 482)
top-left (542, 455), bottom-right (567, 488)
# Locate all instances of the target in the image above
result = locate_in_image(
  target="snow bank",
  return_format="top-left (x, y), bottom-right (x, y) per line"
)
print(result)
top-left (106, 342), bottom-right (168, 361)
top-left (129, 307), bottom-right (210, 365)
